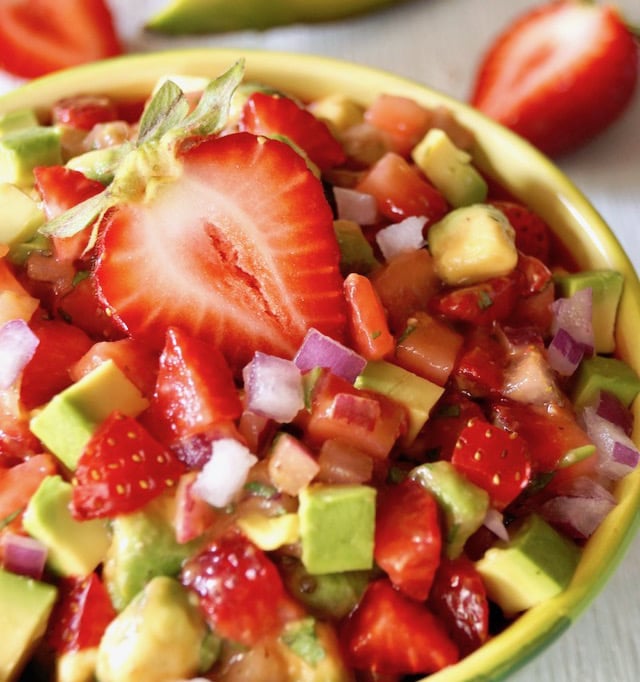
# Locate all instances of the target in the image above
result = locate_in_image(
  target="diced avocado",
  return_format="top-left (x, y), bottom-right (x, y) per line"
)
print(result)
top-left (333, 219), bottom-right (380, 275)
top-left (29, 359), bottom-right (149, 470)
top-left (56, 648), bottom-right (99, 682)
top-left (280, 618), bottom-right (353, 681)
top-left (7, 231), bottom-right (51, 266)
top-left (0, 567), bottom-right (57, 682)
top-left (279, 557), bottom-right (370, 620)
top-left (65, 144), bottom-right (129, 185)
top-left (237, 512), bottom-right (299, 551)
top-left (22, 475), bottom-right (110, 576)
top-left (103, 495), bottom-right (203, 611)
top-left (412, 128), bottom-right (488, 207)
top-left (427, 203), bottom-right (518, 285)
top-left (0, 108), bottom-right (39, 136)
top-left (355, 360), bottom-right (444, 444)
top-left (309, 94), bottom-right (365, 134)
top-left (0, 126), bottom-right (62, 186)
top-left (298, 484), bottom-right (376, 574)
top-left (571, 355), bottom-right (640, 410)
top-left (0, 182), bottom-right (45, 246)
top-left (475, 513), bottom-right (581, 616)
top-left (96, 576), bottom-right (218, 682)
top-left (554, 270), bottom-right (624, 353)
top-left (411, 460), bottom-right (489, 558)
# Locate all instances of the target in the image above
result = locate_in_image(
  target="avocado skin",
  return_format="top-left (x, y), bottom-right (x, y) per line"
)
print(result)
top-left (146, 0), bottom-right (400, 34)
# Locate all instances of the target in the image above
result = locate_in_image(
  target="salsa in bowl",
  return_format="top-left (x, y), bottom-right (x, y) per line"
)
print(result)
top-left (0, 49), bottom-right (639, 682)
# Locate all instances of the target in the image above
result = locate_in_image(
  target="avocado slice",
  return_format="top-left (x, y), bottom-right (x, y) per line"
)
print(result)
top-left (333, 218), bottom-right (380, 276)
top-left (22, 475), bottom-right (110, 577)
top-left (411, 460), bottom-right (489, 558)
top-left (554, 270), bottom-right (624, 354)
top-left (145, 0), bottom-right (398, 34)
top-left (0, 567), bottom-right (57, 682)
top-left (571, 355), bottom-right (640, 410)
top-left (412, 128), bottom-right (488, 208)
top-left (103, 495), bottom-right (203, 611)
top-left (0, 108), bottom-right (39, 136)
top-left (96, 576), bottom-right (218, 682)
top-left (0, 182), bottom-right (45, 246)
top-left (475, 513), bottom-right (581, 616)
top-left (298, 484), bottom-right (376, 575)
top-left (0, 125), bottom-right (62, 187)
top-left (29, 359), bottom-right (149, 470)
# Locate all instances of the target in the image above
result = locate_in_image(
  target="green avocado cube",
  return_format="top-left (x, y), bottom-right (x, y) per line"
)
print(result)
top-left (475, 513), bottom-right (581, 616)
top-left (0, 182), bottom-right (45, 246)
top-left (29, 359), bottom-right (149, 470)
top-left (0, 125), bottom-right (62, 186)
top-left (355, 360), bottom-right (444, 445)
top-left (0, 108), bottom-right (38, 136)
top-left (572, 355), bottom-right (640, 410)
top-left (0, 567), bottom-right (57, 682)
top-left (554, 270), bottom-right (624, 354)
top-left (298, 484), bottom-right (376, 575)
top-left (23, 475), bottom-right (110, 577)
top-left (411, 460), bottom-right (489, 558)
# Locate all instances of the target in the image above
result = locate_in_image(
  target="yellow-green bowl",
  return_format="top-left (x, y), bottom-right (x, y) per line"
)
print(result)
top-left (1, 48), bottom-right (639, 682)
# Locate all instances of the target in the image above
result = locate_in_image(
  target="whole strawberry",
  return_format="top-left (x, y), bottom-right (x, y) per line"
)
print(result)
top-left (470, 1), bottom-right (639, 156)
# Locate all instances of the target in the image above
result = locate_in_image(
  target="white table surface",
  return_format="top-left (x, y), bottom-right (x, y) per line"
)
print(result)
top-left (2, 1), bottom-right (639, 680)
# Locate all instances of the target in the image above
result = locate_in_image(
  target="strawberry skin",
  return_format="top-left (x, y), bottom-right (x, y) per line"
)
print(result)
top-left (94, 132), bottom-right (347, 372)
top-left (470, 2), bottom-right (639, 156)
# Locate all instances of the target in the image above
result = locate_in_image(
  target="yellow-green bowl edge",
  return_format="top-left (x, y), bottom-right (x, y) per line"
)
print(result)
top-left (1, 48), bottom-right (638, 682)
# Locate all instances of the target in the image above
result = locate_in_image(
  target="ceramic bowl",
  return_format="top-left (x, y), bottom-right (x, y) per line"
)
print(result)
top-left (1, 49), bottom-right (638, 682)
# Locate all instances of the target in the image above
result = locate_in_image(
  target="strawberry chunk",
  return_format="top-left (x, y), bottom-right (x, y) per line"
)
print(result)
top-left (490, 200), bottom-right (551, 264)
top-left (94, 133), bottom-right (347, 373)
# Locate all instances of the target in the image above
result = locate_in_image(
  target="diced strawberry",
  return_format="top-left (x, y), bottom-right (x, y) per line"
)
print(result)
top-left (94, 132), bottom-right (347, 373)
top-left (453, 328), bottom-right (507, 398)
top-left (428, 556), bottom-right (490, 657)
top-left (70, 338), bottom-right (160, 399)
top-left (71, 412), bottom-right (185, 520)
top-left (451, 417), bottom-right (532, 510)
top-left (470, 2), bottom-right (639, 156)
top-left (180, 531), bottom-right (299, 647)
top-left (341, 578), bottom-right (459, 676)
top-left (33, 165), bottom-right (105, 263)
top-left (356, 152), bottom-right (449, 224)
top-left (0, 389), bottom-right (42, 465)
top-left (20, 317), bottom-right (94, 410)
top-left (51, 95), bottom-right (118, 131)
top-left (146, 327), bottom-right (243, 445)
top-left (46, 573), bottom-right (116, 654)
top-left (490, 200), bottom-right (551, 263)
top-left (374, 478), bottom-right (442, 600)
top-left (239, 92), bottom-right (346, 171)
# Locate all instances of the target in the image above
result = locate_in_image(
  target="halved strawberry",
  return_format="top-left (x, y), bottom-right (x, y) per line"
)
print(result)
top-left (94, 132), bottom-right (347, 373)
top-left (239, 92), bottom-right (346, 172)
top-left (470, 2), bottom-right (639, 156)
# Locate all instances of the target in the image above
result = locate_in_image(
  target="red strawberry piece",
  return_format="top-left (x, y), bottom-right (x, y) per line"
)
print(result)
top-left (341, 578), bottom-right (459, 676)
top-left (147, 326), bottom-right (243, 445)
top-left (180, 531), bottom-right (298, 647)
top-left (94, 132), bottom-right (347, 373)
top-left (51, 95), bottom-right (119, 131)
top-left (470, 1), bottom-right (639, 156)
top-left (71, 411), bottom-right (185, 520)
top-left (239, 91), bottom-right (346, 171)
top-left (490, 200), bottom-right (551, 263)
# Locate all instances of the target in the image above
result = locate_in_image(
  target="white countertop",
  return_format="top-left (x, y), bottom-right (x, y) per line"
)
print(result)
top-left (2, 0), bottom-right (639, 679)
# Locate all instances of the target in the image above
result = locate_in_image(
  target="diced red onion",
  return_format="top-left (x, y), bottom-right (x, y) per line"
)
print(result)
top-left (594, 390), bottom-right (633, 436)
top-left (375, 215), bottom-right (427, 261)
top-left (482, 508), bottom-right (510, 542)
top-left (540, 495), bottom-right (616, 539)
top-left (0, 532), bottom-right (48, 580)
top-left (582, 405), bottom-right (640, 480)
top-left (547, 327), bottom-right (587, 376)
top-left (293, 327), bottom-right (366, 383)
top-left (333, 186), bottom-right (378, 225)
top-left (0, 319), bottom-right (39, 390)
top-left (550, 287), bottom-right (594, 353)
top-left (560, 475), bottom-right (616, 503)
top-left (192, 438), bottom-right (257, 508)
top-left (242, 351), bottom-right (304, 423)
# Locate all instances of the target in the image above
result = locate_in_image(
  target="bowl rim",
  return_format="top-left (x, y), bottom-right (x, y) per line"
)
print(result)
top-left (1, 47), bottom-right (639, 682)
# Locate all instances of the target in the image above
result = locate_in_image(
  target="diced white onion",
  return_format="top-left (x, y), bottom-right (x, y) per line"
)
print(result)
top-left (375, 215), bottom-right (427, 261)
top-left (242, 351), bottom-right (304, 423)
top-left (333, 186), bottom-right (378, 225)
top-left (192, 438), bottom-right (257, 508)
top-left (482, 508), bottom-right (510, 542)
top-left (0, 319), bottom-right (39, 389)
top-left (293, 327), bottom-right (366, 383)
